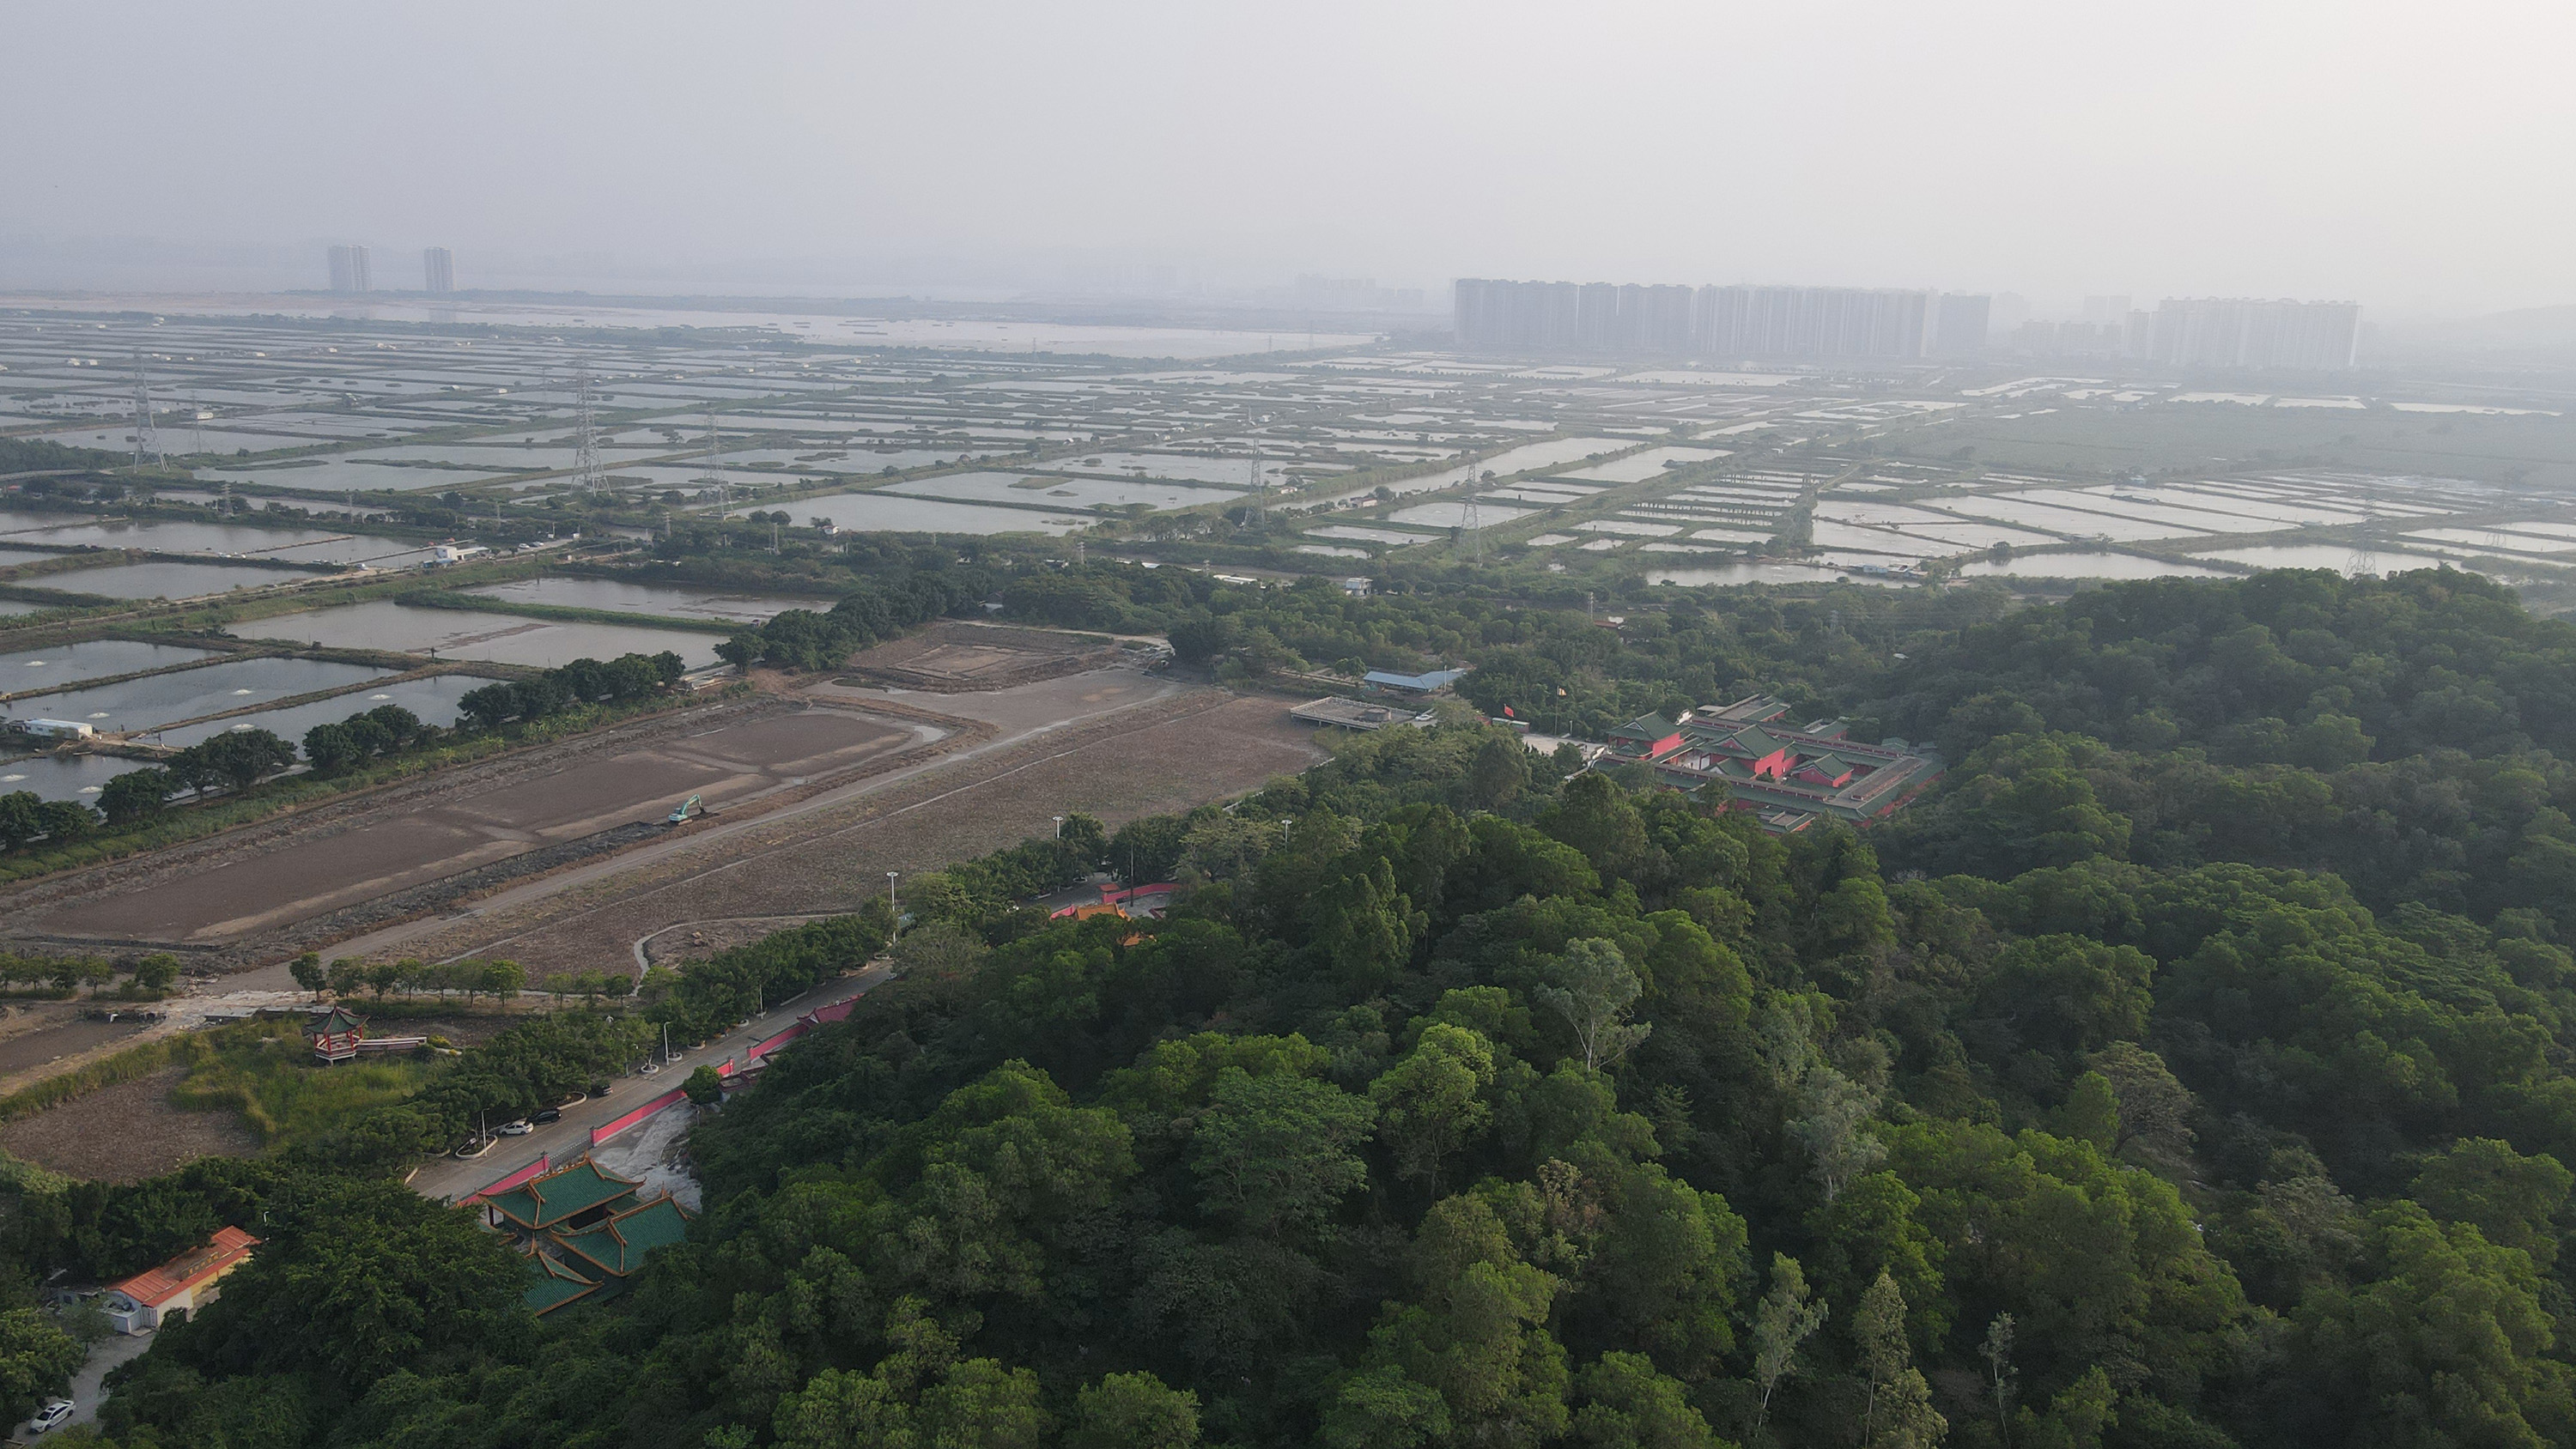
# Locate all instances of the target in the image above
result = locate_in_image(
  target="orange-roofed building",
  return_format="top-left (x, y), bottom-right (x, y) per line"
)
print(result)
top-left (102, 1226), bottom-right (259, 1334)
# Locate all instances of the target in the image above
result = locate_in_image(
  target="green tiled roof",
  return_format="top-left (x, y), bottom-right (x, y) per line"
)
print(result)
top-left (1612, 713), bottom-right (1676, 740)
top-left (484, 1158), bottom-right (643, 1232)
top-left (308, 1006), bottom-right (367, 1037)
top-left (554, 1195), bottom-right (692, 1280)
top-left (524, 1252), bottom-right (599, 1317)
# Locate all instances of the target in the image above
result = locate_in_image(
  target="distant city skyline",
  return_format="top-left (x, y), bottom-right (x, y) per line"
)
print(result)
top-left (325, 244), bottom-right (369, 294)
top-left (1455, 277), bottom-right (1992, 361)
top-left (3, 3), bottom-right (2570, 318)
top-left (423, 246), bottom-right (454, 294)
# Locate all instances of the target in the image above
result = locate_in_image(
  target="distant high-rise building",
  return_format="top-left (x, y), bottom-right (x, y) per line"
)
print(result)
top-left (2147, 297), bottom-right (2361, 370)
top-left (327, 244), bottom-right (371, 293)
top-left (1453, 276), bottom-right (1990, 361)
top-left (2081, 294), bottom-right (2132, 324)
top-left (1933, 294), bottom-right (1991, 356)
top-left (422, 246), bottom-right (455, 294)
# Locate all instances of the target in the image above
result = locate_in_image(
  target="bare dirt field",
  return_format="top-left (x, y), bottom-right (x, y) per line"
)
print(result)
top-left (362, 688), bottom-right (1325, 979)
top-left (843, 621), bottom-right (1122, 691)
top-left (10, 698), bottom-right (925, 948)
top-left (0, 1015), bottom-right (148, 1076)
top-left (0, 1067), bottom-right (259, 1181)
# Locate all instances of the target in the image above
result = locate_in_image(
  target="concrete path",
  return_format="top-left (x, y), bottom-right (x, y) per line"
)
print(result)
top-left (58, 1327), bottom-right (153, 1429)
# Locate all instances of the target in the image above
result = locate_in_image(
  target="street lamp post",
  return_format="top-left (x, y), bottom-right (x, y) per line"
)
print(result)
top-left (886, 870), bottom-right (898, 916)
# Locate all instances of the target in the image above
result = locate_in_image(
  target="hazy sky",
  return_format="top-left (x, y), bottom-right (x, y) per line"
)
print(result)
top-left (5, 0), bottom-right (2571, 315)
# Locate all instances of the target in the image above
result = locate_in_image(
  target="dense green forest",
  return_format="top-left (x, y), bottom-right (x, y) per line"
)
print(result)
top-left (15, 567), bottom-right (2576, 1447)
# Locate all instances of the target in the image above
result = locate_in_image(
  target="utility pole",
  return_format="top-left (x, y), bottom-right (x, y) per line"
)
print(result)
top-left (573, 367), bottom-right (600, 491)
top-left (128, 351), bottom-right (161, 466)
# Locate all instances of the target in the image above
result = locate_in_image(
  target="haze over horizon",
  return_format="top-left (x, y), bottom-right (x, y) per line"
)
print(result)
top-left (5, 0), bottom-right (2572, 320)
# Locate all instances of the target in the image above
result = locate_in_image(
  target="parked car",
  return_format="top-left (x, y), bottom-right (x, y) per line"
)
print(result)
top-left (497, 1119), bottom-right (533, 1137)
top-left (532, 1107), bottom-right (562, 1125)
top-left (29, 1397), bottom-right (75, 1433)
top-left (589, 1082), bottom-right (611, 1098)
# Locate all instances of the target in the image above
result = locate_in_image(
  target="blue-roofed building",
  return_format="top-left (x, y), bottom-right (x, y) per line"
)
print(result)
top-left (1363, 667), bottom-right (1468, 695)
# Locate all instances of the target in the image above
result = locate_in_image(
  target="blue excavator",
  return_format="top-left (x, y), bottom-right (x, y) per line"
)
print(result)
top-left (666, 794), bottom-right (702, 825)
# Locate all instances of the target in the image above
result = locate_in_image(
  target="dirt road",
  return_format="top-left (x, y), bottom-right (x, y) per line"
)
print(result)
top-left (319, 682), bottom-right (1323, 979)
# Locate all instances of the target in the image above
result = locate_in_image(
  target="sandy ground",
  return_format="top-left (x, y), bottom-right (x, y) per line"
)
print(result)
top-left (0, 669), bottom-right (1321, 1123)
top-left (0, 1015), bottom-right (149, 1076)
top-left (343, 688), bottom-right (1324, 979)
top-left (0, 1067), bottom-right (260, 1180)
top-left (28, 703), bottom-right (919, 944)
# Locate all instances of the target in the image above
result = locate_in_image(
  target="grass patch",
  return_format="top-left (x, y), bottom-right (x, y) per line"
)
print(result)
top-left (163, 1023), bottom-right (434, 1148)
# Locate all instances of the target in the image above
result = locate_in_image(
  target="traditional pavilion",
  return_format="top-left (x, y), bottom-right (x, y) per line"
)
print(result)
top-left (304, 1005), bottom-right (427, 1064)
top-left (306, 1005), bottom-right (368, 1064)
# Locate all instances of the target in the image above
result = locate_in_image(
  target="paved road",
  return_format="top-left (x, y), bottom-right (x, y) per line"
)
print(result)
top-left (56, 1327), bottom-right (153, 1430)
top-left (408, 967), bottom-right (888, 1203)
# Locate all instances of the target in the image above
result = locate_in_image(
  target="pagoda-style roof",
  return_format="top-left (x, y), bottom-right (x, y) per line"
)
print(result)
top-left (483, 1157), bottom-right (643, 1233)
top-left (524, 1252), bottom-right (601, 1317)
top-left (307, 1005), bottom-right (367, 1039)
top-left (553, 1194), bottom-right (692, 1281)
top-left (1686, 723), bottom-right (1787, 760)
top-left (1611, 712), bottom-right (1677, 742)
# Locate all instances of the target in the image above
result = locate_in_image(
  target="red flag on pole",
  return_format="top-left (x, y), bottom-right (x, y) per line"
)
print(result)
top-left (1503, 705), bottom-right (1515, 718)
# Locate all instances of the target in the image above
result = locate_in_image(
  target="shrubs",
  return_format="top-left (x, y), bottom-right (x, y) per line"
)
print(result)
top-left (302, 703), bottom-right (428, 773)
top-left (166, 729), bottom-right (297, 796)
top-left (458, 652), bottom-right (682, 728)
top-left (644, 906), bottom-right (892, 1044)
top-left (716, 570), bottom-right (997, 672)
top-left (0, 791), bottom-right (97, 852)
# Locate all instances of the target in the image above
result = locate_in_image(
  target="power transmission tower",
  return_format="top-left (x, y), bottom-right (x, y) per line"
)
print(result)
top-left (2347, 530), bottom-right (2379, 579)
top-left (573, 367), bottom-right (600, 490)
top-left (1461, 490), bottom-right (1483, 563)
top-left (704, 406), bottom-right (721, 482)
top-left (1249, 441), bottom-right (1267, 525)
top-left (185, 391), bottom-right (204, 456)
top-left (129, 352), bottom-right (161, 466)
